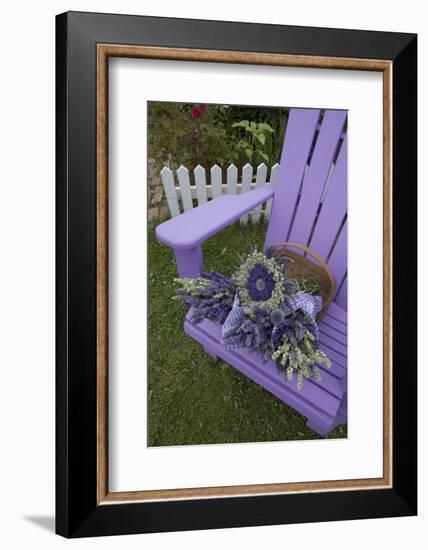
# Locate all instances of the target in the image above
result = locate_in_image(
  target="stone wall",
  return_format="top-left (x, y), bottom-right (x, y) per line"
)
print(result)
top-left (148, 159), bottom-right (169, 222)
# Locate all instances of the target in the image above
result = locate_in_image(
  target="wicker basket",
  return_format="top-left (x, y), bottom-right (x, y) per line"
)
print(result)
top-left (268, 242), bottom-right (335, 321)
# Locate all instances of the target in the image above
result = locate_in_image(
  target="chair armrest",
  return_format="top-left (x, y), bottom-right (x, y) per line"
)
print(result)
top-left (156, 184), bottom-right (275, 250)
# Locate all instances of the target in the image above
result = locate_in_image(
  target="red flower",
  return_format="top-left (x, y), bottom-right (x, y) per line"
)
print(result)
top-left (191, 104), bottom-right (206, 118)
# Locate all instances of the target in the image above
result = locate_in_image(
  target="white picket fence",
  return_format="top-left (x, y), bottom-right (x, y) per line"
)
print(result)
top-left (160, 163), bottom-right (280, 224)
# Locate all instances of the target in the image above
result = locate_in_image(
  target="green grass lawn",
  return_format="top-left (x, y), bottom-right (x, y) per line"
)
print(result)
top-left (148, 219), bottom-right (347, 446)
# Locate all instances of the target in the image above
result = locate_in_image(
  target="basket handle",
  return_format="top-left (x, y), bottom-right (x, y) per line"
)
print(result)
top-left (268, 241), bottom-right (336, 313)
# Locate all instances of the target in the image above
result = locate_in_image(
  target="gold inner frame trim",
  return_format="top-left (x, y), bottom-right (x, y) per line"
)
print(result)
top-left (96, 44), bottom-right (393, 505)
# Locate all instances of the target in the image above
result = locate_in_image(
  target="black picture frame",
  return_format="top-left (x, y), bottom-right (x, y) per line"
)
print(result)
top-left (56, 11), bottom-right (417, 538)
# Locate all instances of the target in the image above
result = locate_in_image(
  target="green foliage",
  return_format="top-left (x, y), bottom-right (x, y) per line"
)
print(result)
top-left (214, 104), bottom-right (289, 167)
top-left (148, 102), bottom-right (233, 172)
top-left (148, 218), bottom-right (347, 446)
top-left (148, 102), bottom-right (289, 172)
top-left (231, 120), bottom-right (274, 165)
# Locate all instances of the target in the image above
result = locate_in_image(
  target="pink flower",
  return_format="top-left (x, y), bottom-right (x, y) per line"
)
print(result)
top-left (191, 107), bottom-right (201, 118)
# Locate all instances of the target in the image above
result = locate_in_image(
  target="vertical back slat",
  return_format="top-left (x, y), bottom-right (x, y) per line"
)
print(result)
top-left (335, 276), bottom-right (348, 310)
top-left (226, 164), bottom-right (238, 195)
top-left (194, 165), bottom-right (208, 205)
top-left (309, 135), bottom-right (347, 259)
top-left (328, 220), bottom-right (348, 290)
top-left (264, 109), bottom-right (320, 250)
top-left (240, 163), bottom-right (253, 225)
top-left (251, 163), bottom-right (268, 223)
top-left (176, 165), bottom-right (193, 212)
top-left (210, 165), bottom-right (222, 199)
top-left (288, 111), bottom-right (347, 245)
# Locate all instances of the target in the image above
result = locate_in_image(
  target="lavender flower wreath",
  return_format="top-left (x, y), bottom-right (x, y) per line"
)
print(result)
top-left (174, 249), bottom-right (330, 389)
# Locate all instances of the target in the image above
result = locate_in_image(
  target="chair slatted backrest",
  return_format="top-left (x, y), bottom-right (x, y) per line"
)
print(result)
top-left (264, 108), bottom-right (348, 310)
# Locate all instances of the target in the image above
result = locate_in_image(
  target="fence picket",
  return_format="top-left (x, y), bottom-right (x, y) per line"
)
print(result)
top-left (210, 165), bottom-right (222, 199)
top-left (176, 165), bottom-right (193, 212)
top-left (251, 163), bottom-right (268, 223)
top-left (226, 164), bottom-right (238, 195)
top-left (160, 167), bottom-right (181, 217)
top-left (194, 165), bottom-right (208, 206)
top-left (240, 163), bottom-right (253, 225)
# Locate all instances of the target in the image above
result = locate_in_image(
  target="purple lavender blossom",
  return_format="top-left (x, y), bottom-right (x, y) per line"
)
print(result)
top-left (271, 311), bottom-right (316, 350)
top-left (175, 272), bottom-right (236, 325)
top-left (222, 307), bottom-right (274, 361)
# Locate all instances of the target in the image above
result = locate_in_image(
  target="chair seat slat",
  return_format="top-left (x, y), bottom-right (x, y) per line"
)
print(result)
top-left (319, 319), bottom-right (347, 346)
top-left (319, 330), bottom-right (347, 358)
top-left (325, 301), bottom-right (347, 324)
top-left (321, 315), bottom-right (347, 336)
top-left (319, 340), bottom-right (347, 369)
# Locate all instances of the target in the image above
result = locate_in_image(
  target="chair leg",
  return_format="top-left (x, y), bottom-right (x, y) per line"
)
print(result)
top-left (306, 418), bottom-right (332, 437)
top-left (335, 392), bottom-right (348, 426)
top-left (306, 392), bottom-right (348, 437)
top-left (174, 245), bottom-right (203, 278)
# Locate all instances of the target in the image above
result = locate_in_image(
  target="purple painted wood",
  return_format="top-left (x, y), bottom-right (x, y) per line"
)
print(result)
top-left (264, 109), bottom-right (320, 251)
top-left (335, 276), bottom-right (348, 310)
top-left (325, 301), bottom-right (347, 324)
top-left (319, 321), bottom-right (347, 346)
top-left (328, 220), bottom-right (348, 297)
top-left (156, 183), bottom-right (275, 250)
top-left (317, 360), bottom-right (345, 382)
top-left (318, 331), bottom-right (347, 357)
top-left (309, 135), bottom-right (348, 266)
top-left (321, 314), bottom-right (347, 336)
top-left (174, 245), bottom-right (203, 278)
top-left (155, 108), bottom-right (349, 436)
top-left (288, 110), bottom-right (347, 246)
top-left (319, 342), bottom-right (346, 370)
top-left (313, 349), bottom-right (346, 380)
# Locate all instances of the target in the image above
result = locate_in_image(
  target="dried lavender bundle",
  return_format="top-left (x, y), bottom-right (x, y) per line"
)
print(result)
top-left (174, 272), bottom-right (236, 325)
top-left (174, 250), bottom-right (331, 389)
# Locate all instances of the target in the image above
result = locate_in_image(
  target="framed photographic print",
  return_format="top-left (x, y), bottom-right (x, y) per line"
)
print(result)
top-left (56, 11), bottom-right (417, 538)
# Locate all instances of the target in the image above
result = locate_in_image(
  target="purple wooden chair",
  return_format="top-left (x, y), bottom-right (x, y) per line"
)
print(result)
top-left (156, 108), bottom-right (348, 436)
